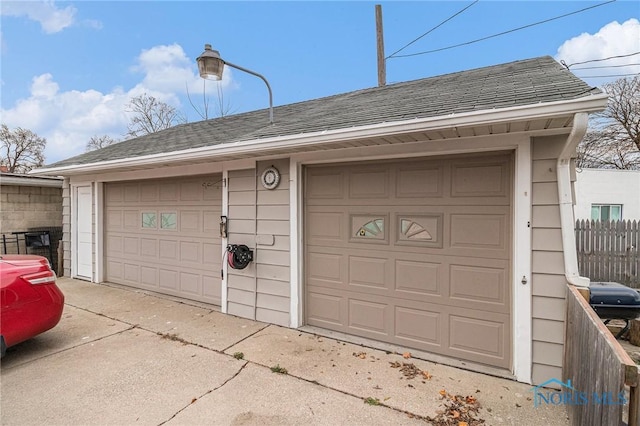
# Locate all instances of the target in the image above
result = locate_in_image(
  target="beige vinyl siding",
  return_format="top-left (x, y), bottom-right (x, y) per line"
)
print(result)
top-left (226, 159), bottom-right (290, 326)
top-left (227, 168), bottom-right (258, 319)
top-left (530, 134), bottom-right (571, 385)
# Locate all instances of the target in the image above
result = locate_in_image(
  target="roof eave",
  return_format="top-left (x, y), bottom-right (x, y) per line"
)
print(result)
top-left (31, 93), bottom-right (608, 177)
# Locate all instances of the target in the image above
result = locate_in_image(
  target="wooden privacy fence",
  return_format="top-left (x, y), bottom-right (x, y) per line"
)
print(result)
top-left (564, 285), bottom-right (639, 426)
top-left (576, 220), bottom-right (640, 288)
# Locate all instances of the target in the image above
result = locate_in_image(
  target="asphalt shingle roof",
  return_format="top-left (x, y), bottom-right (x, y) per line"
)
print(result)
top-left (49, 56), bottom-right (598, 168)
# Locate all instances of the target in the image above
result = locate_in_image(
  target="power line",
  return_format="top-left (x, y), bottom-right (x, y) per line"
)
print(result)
top-left (577, 73), bottom-right (639, 79)
top-left (572, 63), bottom-right (640, 70)
top-left (566, 52), bottom-right (640, 67)
top-left (386, 0), bottom-right (478, 59)
top-left (388, 0), bottom-right (616, 59)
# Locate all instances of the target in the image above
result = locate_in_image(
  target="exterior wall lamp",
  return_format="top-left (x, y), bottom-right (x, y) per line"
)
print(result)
top-left (196, 44), bottom-right (274, 124)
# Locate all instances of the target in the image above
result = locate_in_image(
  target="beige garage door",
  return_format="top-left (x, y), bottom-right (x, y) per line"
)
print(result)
top-left (105, 175), bottom-right (222, 305)
top-left (305, 153), bottom-right (512, 368)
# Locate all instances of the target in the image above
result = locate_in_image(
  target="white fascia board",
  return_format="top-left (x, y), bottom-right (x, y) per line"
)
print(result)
top-left (31, 94), bottom-right (608, 177)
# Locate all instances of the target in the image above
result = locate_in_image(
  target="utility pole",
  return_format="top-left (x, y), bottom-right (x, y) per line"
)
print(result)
top-left (375, 4), bottom-right (386, 87)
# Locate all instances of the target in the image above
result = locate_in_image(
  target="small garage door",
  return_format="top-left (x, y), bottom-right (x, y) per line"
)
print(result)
top-left (305, 153), bottom-right (512, 368)
top-left (105, 175), bottom-right (222, 305)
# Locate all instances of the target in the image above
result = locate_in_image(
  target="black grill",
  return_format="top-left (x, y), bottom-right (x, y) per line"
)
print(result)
top-left (589, 281), bottom-right (640, 339)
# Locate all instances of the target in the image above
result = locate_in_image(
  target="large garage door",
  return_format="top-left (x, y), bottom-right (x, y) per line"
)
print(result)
top-left (305, 153), bottom-right (512, 368)
top-left (105, 175), bottom-right (222, 305)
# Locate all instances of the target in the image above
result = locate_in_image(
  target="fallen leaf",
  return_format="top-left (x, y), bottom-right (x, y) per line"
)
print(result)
top-left (452, 410), bottom-right (460, 418)
top-left (458, 422), bottom-right (469, 426)
top-left (403, 352), bottom-right (412, 359)
top-left (439, 389), bottom-right (447, 397)
top-left (422, 371), bottom-right (432, 380)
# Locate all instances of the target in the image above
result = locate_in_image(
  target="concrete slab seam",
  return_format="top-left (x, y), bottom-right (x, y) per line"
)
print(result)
top-left (235, 358), bottom-right (430, 423)
top-left (158, 361), bottom-right (249, 425)
top-left (220, 323), bottom-right (272, 353)
top-left (1, 324), bottom-right (137, 370)
top-left (90, 281), bottom-right (219, 313)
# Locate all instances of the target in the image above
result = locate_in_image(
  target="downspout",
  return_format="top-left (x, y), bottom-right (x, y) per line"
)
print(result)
top-left (557, 112), bottom-right (590, 287)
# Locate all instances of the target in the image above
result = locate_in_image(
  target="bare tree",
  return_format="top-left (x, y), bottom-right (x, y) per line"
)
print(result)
top-left (125, 93), bottom-right (186, 138)
top-left (86, 135), bottom-right (119, 152)
top-left (186, 80), bottom-right (235, 120)
top-left (577, 76), bottom-right (640, 170)
top-left (0, 124), bottom-right (46, 173)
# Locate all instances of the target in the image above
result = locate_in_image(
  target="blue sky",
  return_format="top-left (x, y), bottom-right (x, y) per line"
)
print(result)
top-left (1, 1), bottom-right (639, 164)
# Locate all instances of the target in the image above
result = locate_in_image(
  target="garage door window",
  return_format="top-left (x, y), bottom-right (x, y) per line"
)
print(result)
top-left (397, 214), bottom-right (442, 248)
top-left (160, 212), bottom-right (177, 230)
top-left (142, 212), bottom-right (157, 228)
top-left (352, 215), bottom-right (387, 242)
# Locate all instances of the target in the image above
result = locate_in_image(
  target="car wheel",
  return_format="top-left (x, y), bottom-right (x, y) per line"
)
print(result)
top-left (0, 336), bottom-right (6, 358)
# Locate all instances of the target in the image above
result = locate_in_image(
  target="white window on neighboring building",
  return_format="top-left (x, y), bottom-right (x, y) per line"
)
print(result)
top-left (591, 204), bottom-right (622, 221)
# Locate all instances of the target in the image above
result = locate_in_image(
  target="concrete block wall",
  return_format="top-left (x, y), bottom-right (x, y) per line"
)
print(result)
top-left (1, 184), bottom-right (63, 236)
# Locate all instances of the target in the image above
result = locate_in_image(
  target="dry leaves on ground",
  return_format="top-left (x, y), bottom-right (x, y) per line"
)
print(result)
top-left (389, 361), bottom-right (432, 380)
top-left (428, 390), bottom-right (484, 426)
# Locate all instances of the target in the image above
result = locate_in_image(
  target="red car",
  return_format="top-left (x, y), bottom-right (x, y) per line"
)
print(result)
top-left (0, 255), bottom-right (64, 358)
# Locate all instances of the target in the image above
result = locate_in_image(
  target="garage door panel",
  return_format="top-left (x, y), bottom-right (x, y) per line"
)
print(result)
top-left (105, 176), bottom-right (222, 306)
top-left (396, 167), bottom-right (443, 198)
top-left (348, 255), bottom-right (389, 289)
top-left (106, 235), bottom-right (123, 255)
top-left (123, 210), bottom-right (138, 230)
top-left (394, 259), bottom-right (441, 296)
top-left (140, 238), bottom-right (157, 257)
top-left (449, 262), bottom-right (509, 313)
top-left (203, 275), bottom-right (220, 299)
top-left (159, 269), bottom-right (178, 290)
top-left (123, 237), bottom-right (138, 255)
top-left (180, 241), bottom-right (200, 263)
top-left (180, 211), bottom-right (201, 232)
top-left (107, 261), bottom-right (122, 279)
top-left (348, 298), bottom-right (389, 335)
top-left (106, 210), bottom-right (122, 229)
top-left (449, 313), bottom-right (509, 368)
top-left (305, 154), bottom-right (512, 369)
top-left (395, 306), bottom-right (442, 346)
top-left (349, 169), bottom-right (390, 199)
top-left (451, 162), bottom-right (509, 198)
top-left (450, 213), bottom-right (508, 251)
top-left (308, 253), bottom-right (343, 286)
top-left (124, 185), bottom-right (138, 202)
top-left (140, 266), bottom-right (157, 285)
top-left (179, 272), bottom-right (200, 294)
top-left (124, 263), bottom-right (139, 281)
top-left (306, 170), bottom-right (345, 199)
top-left (307, 292), bottom-right (343, 326)
top-left (307, 211), bottom-right (343, 241)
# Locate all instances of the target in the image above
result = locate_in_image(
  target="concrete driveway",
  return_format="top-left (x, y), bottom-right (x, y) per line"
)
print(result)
top-left (1, 278), bottom-right (569, 425)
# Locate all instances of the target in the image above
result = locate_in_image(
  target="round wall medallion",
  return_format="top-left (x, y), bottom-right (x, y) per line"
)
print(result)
top-left (261, 166), bottom-right (281, 190)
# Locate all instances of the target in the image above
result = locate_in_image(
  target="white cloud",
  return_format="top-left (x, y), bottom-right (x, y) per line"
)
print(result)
top-left (132, 43), bottom-right (231, 97)
top-left (555, 19), bottom-right (640, 88)
top-left (1, 1), bottom-right (76, 34)
top-left (0, 43), bottom-right (231, 164)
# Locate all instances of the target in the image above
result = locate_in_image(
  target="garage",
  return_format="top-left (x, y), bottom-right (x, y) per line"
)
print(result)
top-left (104, 175), bottom-right (223, 305)
top-left (305, 152), bottom-right (512, 368)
